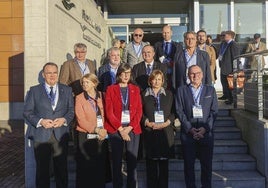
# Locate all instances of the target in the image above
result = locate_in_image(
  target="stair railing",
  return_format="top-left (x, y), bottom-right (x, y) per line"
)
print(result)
top-left (232, 50), bottom-right (268, 120)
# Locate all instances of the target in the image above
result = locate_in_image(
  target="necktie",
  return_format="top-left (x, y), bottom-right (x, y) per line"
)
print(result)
top-left (49, 87), bottom-right (54, 100)
top-left (146, 64), bottom-right (151, 75)
top-left (165, 42), bottom-right (170, 56)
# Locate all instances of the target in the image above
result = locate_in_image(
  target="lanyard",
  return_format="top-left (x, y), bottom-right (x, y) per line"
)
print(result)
top-left (154, 93), bottom-right (161, 111)
top-left (76, 60), bottom-right (88, 75)
top-left (87, 96), bottom-right (98, 113)
top-left (120, 87), bottom-right (129, 109)
top-left (190, 85), bottom-right (203, 105)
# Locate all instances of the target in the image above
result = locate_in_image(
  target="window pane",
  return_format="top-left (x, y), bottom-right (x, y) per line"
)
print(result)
top-left (234, 2), bottom-right (265, 43)
top-left (199, 3), bottom-right (229, 38)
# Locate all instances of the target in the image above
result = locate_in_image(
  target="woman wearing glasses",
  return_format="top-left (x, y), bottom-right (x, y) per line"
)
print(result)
top-left (141, 70), bottom-right (175, 188)
top-left (105, 63), bottom-right (142, 188)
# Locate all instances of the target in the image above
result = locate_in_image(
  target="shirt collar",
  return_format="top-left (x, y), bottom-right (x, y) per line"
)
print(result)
top-left (144, 87), bottom-right (166, 97)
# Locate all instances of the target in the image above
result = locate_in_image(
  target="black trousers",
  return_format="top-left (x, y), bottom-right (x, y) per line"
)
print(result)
top-left (146, 159), bottom-right (169, 188)
top-left (220, 73), bottom-right (233, 101)
top-left (75, 131), bottom-right (111, 188)
top-left (109, 131), bottom-right (140, 188)
top-left (34, 133), bottom-right (69, 188)
top-left (181, 133), bottom-right (214, 188)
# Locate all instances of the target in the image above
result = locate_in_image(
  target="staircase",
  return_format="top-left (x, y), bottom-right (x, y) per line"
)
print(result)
top-left (61, 109), bottom-right (265, 188)
top-left (136, 109), bottom-right (265, 188)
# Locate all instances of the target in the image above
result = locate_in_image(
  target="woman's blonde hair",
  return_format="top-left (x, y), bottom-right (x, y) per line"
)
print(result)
top-left (80, 73), bottom-right (99, 88)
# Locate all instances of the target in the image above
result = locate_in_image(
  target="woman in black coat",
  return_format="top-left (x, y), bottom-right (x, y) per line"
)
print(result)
top-left (141, 69), bottom-right (175, 188)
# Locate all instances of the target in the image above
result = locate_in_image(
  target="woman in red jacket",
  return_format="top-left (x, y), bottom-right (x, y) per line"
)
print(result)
top-left (105, 63), bottom-right (142, 188)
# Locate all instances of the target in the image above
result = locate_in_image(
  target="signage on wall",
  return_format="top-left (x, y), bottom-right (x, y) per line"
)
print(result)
top-left (62, 0), bottom-right (75, 10)
top-left (55, 3), bottom-right (102, 48)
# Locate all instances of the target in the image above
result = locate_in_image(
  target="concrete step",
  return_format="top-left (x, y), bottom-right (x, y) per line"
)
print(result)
top-left (135, 153), bottom-right (256, 171)
top-left (175, 139), bottom-right (248, 154)
top-left (215, 116), bottom-right (236, 127)
top-left (214, 126), bottom-right (241, 139)
top-left (135, 170), bottom-right (265, 188)
top-left (218, 109), bottom-right (231, 117)
top-left (174, 126), bottom-right (241, 140)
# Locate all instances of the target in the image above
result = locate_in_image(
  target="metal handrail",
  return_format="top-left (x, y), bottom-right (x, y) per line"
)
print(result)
top-left (232, 50), bottom-right (268, 120)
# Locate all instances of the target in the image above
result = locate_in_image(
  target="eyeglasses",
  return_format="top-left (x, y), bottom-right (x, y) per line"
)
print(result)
top-left (189, 72), bottom-right (201, 76)
top-left (121, 71), bottom-right (131, 75)
top-left (75, 51), bottom-right (86, 54)
top-left (134, 34), bottom-right (143, 37)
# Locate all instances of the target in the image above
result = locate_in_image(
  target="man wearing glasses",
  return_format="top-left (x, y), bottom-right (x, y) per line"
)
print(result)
top-left (59, 43), bottom-right (96, 95)
top-left (122, 28), bottom-right (149, 68)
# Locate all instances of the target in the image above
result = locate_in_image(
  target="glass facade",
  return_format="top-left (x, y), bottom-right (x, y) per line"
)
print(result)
top-left (199, 0), bottom-right (267, 44)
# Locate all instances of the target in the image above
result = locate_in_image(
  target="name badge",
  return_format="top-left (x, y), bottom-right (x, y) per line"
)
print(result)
top-left (121, 110), bottom-right (130, 124)
top-left (192, 105), bottom-right (203, 118)
top-left (97, 115), bottom-right (103, 128)
top-left (154, 111), bottom-right (164, 123)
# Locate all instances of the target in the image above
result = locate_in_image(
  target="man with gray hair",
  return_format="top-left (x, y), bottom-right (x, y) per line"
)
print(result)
top-left (98, 47), bottom-right (121, 92)
top-left (59, 43), bottom-right (96, 95)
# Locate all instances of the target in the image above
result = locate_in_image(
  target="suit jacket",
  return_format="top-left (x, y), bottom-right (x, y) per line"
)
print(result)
top-left (122, 41), bottom-right (149, 67)
top-left (172, 48), bottom-right (212, 89)
top-left (23, 83), bottom-right (74, 142)
top-left (202, 46), bottom-right (217, 82)
top-left (75, 91), bottom-right (105, 133)
top-left (59, 59), bottom-right (96, 95)
top-left (154, 40), bottom-right (183, 62)
top-left (97, 63), bottom-right (117, 92)
top-left (104, 83), bottom-right (142, 134)
top-left (175, 84), bottom-right (218, 134)
top-left (245, 41), bottom-right (267, 69)
top-left (219, 41), bottom-right (240, 75)
top-left (132, 60), bottom-right (167, 91)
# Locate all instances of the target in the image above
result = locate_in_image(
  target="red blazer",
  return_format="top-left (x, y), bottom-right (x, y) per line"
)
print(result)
top-left (104, 83), bottom-right (142, 134)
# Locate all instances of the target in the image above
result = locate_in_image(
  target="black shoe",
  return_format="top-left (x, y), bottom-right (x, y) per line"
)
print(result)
top-left (218, 96), bottom-right (227, 100)
top-left (225, 100), bottom-right (233, 105)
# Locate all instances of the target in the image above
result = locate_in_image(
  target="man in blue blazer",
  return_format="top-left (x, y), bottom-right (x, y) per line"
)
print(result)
top-left (24, 62), bottom-right (74, 188)
top-left (97, 47), bottom-right (121, 92)
top-left (175, 65), bottom-right (218, 188)
top-left (172, 31), bottom-right (212, 91)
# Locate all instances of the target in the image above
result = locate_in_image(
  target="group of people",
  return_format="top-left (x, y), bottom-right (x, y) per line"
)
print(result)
top-left (27, 24), bottom-right (268, 188)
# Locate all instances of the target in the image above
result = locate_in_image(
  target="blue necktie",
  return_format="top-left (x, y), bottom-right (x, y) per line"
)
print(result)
top-left (146, 64), bottom-right (151, 75)
top-left (165, 42), bottom-right (170, 56)
top-left (49, 87), bottom-right (54, 99)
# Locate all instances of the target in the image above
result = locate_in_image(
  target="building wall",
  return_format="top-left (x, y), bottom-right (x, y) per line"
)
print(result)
top-left (22, 0), bottom-right (107, 121)
top-left (0, 0), bottom-right (24, 120)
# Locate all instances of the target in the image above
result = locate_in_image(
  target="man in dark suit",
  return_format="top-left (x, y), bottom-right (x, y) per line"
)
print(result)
top-left (24, 62), bottom-right (74, 188)
top-left (154, 25), bottom-right (183, 88)
top-left (132, 45), bottom-right (167, 91)
top-left (175, 65), bottom-right (218, 188)
top-left (218, 30), bottom-right (240, 104)
top-left (172, 31), bottom-right (212, 91)
top-left (97, 47), bottom-right (121, 92)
